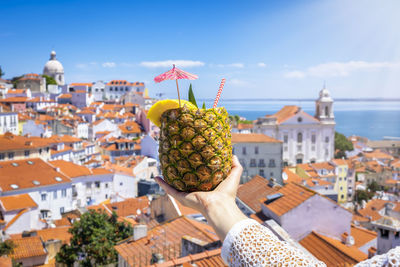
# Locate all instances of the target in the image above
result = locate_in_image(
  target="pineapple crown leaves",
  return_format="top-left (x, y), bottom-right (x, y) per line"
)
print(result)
top-left (188, 84), bottom-right (198, 108)
top-left (188, 84), bottom-right (207, 109)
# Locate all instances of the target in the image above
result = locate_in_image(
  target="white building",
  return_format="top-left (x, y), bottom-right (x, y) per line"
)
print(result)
top-left (105, 80), bottom-right (145, 100)
top-left (0, 158), bottom-right (73, 222)
top-left (92, 80), bottom-right (106, 101)
top-left (232, 133), bottom-right (283, 184)
top-left (255, 88), bottom-right (335, 166)
top-left (0, 112), bottom-right (18, 134)
top-left (43, 51), bottom-right (65, 86)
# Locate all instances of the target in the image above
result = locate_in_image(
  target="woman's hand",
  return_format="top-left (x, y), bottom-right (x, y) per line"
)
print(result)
top-left (155, 155), bottom-right (248, 241)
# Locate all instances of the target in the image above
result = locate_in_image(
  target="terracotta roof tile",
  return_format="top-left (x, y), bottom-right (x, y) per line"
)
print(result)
top-left (0, 133), bottom-right (50, 152)
top-left (11, 227), bottom-right (71, 244)
top-left (351, 224), bottom-right (377, 248)
top-left (237, 175), bottom-right (277, 212)
top-left (0, 194), bottom-right (37, 212)
top-left (300, 232), bottom-right (367, 266)
top-left (232, 133), bottom-right (281, 143)
top-left (262, 182), bottom-right (315, 217)
top-left (0, 158), bottom-right (71, 192)
top-left (69, 83), bottom-right (92, 87)
top-left (10, 236), bottom-right (47, 260)
top-left (115, 216), bottom-right (219, 267)
top-left (89, 196), bottom-right (150, 218)
top-left (49, 160), bottom-right (92, 178)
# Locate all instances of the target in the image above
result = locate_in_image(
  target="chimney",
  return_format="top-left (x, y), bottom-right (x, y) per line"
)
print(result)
top-left (133, 224), bottom-right (147, 241)
top-left (385, 203), bottom-right (395, 216)
top-left (368, 246), bottom-right (377, 258)
top-left (341, 232), bottom-right (355, 246)
top-left (268, 178), bottom-right (276, 187)
top-left (150, 253), bottom-right (165, 264)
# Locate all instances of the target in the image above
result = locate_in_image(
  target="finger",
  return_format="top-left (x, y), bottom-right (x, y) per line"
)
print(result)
top-left (216, 155), bottom-right (242, 194)
top-left (155, 177), bottom-right (188, 202)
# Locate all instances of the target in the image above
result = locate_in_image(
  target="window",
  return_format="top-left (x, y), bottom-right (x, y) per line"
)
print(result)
top-left (340, 194), bottom-right (344, 199)
top-left (380, 229), bottom-right (389, 239)
top-left (62, 189), bottom-right (67, 197)
top-left (86, 182), bottom-right (92, 189)
top-left (40, 210), bottom-right (48, 218)
top-left (344, 177), bottom-right (347, 181)
top-left (60, 207), bottom-right (64, 214)
top-left (340, 186), bottom-right (343, 191)
top-left (105, 194), bottom-right (108, 199)
top-left (339, 177), bottom-right (342, 181)
top-left (250, 159), bottom-right (256, 167)
top-left (312, 134), bottom-right (316, 144)
top-left (325, 106), bottom-right (329, 116)
top-left (284, 135), bottom-right (288, 144)
top-left (296, 158), bottom-right (303, 164)
top-left (95, 181), bottom-right (100, 188)
top-left (53, 191), bottom-right (57, 199)
top-left (110, 87), bottom-right (113, 91)
top-left (270, 172), bottom-right (274, 177)
top-left (255, 146), bottom-right (259, 154)
top-left (24, 150), bottom-right (30, 157)
top-left (258, 159), bottom-right (265, 167)
top-left (242, 147), bottom-right (246, 155)
top-left (39, 149), bottom-right (42, 154)
top-left (259, 169), bottom-right (265, 177)
top-left (105, 183), bottom-right (109, 188)
top-left (0, 153), bottom-right (4, 160)
top-left (325, 136), bottom-right (329, 143)
top-left (41, 194), bottom-right (47, 201)
top-left (297, 132), bottom-right (303, 143)
top-left (283, 161), bottom-right (288, 167)
top-left (125, 87), bottom-right (128, 91)
top-left (120, 182), bottom-right (123, 186)
top-left (269, 159), bottom-right (276, 168)
top-left (297, 117), bottom-right (302, 123)
top-left (8, 152), bottom-right (14, 160)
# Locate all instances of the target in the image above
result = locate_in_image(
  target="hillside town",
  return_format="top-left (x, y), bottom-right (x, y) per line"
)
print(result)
top-left (0, 51), bottom-right (399, 266)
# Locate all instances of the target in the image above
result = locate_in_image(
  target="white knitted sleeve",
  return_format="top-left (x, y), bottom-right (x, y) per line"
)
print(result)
top-left (355, 246), bottom-right (400, 267)
top-left (221, 219), bottom-right (326, 266)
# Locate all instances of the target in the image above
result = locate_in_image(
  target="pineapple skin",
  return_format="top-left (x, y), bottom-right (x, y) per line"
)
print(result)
top-left (159, 106), bottom-right (232, 192)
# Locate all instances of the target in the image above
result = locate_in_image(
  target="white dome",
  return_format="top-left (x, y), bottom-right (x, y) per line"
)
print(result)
top-left (318, 88), bottom-right (333, 102)
top-left (43, 51), bottom-right (64, 75)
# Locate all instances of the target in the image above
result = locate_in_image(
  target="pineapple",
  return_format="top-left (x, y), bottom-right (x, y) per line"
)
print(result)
top-left (148, 101), bottom-right (232, 192)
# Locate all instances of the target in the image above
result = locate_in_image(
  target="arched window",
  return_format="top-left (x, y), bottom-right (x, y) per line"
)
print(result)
top-left (325, 106), bottom-right (329, 116)
top-left (297, 132), bottom-right (303, 143)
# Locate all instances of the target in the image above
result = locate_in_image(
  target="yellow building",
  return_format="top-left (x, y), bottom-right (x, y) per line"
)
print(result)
top-left (331, 159), bottom-right (349, 203)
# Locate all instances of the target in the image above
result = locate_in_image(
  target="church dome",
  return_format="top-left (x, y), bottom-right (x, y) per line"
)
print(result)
top-left (318, 88), bottom-right (333, 102)
top-left (43, 51), bottom-right (64, 75)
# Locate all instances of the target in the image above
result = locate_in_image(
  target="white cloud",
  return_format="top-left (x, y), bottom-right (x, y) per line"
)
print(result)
top-left (257, 62), bottom-right (267, 67)
top-left (75, 62), bottom-right (98, 69)
top-left (212, 63), bottom-right (244, 68)
top-left (102, 62), bottom-right (116, 68)
top-left (140, 60), bottom-right (205, 68)
top-left (284, 61), bottom-right (400, 78)
top-left (229, 78), bottom-right (249, 87)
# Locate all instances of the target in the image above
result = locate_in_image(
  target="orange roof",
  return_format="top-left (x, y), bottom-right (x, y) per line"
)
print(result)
top-left (0, 158), bottom-right (71, 192)
top-left (358, 199), bottom-right (391, 221)
top-left (119, 121), bottom-right (141, 134)
top-left (10, 236), bottom-right (47, 260)
top-left (0, 96), bottom-right (29, 103)
top-left (0, 194), bottom-right (37, 212)
top-left (262, 182), bottom-right (315, 217)
top-left (283, 168), bottom-right (303, 184)
top-left (237, 175), bottom-right (277, 212)
top-left (115, 216), bottom-right (219, 267)
top-left (89, 196), bottom-right (150, 218)
top-left (331, 159), bottom-right (348, 166)
top-left (58, 93), bottom-right (72, 99)
top-left (50, 160), bottom-right (92, 178)
top-left (149, 248), bottom-right (225, 267)
top-left (231, 133), bottom-right (281, 143)
top-left (91, 168), bottom-right (113, 175)
top-left (351, 224), bottom-right (377, 248)
top-left (69, 83), bottom-right (92, 87)
top-left (310, 162), bottom-right (335, 171)
top-left (0, 133), bottom-right (51, 152)
top-left (7, 89), bottom-right (26, 94)
top-left (11, 227), bottom-right (71, 244)
top-left (236, 123), bottom-right (253, 130)
top-left (300, 232), bottom-right (367, 266)
top-left (364, 151), bottom-right (393, 160)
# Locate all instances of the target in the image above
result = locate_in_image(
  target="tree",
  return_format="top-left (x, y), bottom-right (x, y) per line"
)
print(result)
top-left (354, 189), bottom-right (374, 205)
top-left (0, 240), bottom-right (16, 256)
top-left (11, 75), bottom-right (23, 88)
top-left (0, 66), bottom-right (5, 78)
top-left (334, 132), bottom-right (354, 159)
top-left (42, 74), bottom-right (57, 87)
top-left (367, 180), bottom-right (381, 193)
top-left (56, 209), bottom-right (133, 266)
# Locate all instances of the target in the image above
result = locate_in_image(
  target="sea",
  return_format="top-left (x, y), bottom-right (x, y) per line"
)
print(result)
top-left (200, 99), bottom-right (400, 141)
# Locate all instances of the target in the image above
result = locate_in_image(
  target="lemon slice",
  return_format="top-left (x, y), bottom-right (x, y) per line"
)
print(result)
top-left (147, 99), bottom-right (197, 127)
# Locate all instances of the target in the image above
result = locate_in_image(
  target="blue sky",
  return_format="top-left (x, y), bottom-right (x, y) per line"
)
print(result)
top-left (1, 0), bottom-right (400, 99)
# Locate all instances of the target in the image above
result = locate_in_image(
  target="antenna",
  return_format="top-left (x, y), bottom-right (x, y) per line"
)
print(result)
top-left (323, 80), bottom-right (326, 89)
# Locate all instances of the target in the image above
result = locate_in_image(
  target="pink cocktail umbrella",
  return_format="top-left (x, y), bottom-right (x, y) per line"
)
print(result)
top-left (154, 64), bottom-right (198, 107)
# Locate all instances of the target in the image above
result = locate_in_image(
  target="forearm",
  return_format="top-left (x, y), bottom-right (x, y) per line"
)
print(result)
top-left (201, 197), bottom-right (248, 241)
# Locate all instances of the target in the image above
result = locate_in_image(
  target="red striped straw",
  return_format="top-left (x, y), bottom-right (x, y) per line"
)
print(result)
top-left (213, 78), bottom-right (226, 108)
